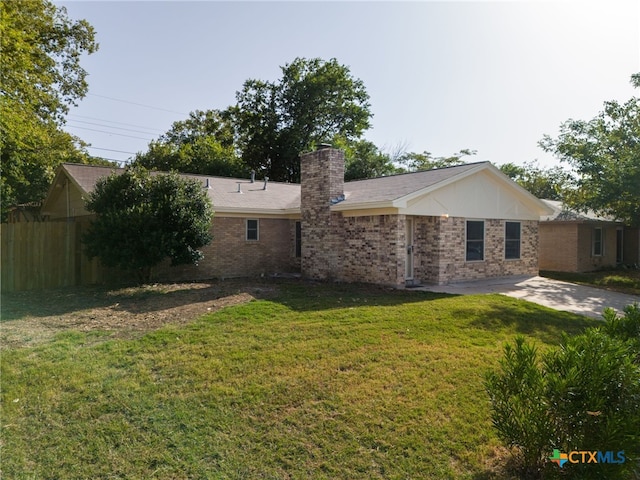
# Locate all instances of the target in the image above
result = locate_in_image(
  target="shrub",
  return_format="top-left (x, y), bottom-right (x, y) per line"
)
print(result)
top-left (486, 305), bottom-right (640, 479)
top-left (83, 167), bottom-right (213, 283)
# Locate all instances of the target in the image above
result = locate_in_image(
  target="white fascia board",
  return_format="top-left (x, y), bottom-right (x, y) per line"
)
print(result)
top-left (330, 200), bottom-right (395, 212)
top-left (213, 206), bottom-right (301, 217)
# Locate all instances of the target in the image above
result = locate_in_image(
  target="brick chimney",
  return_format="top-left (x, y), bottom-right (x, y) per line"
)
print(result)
top-left (300, 145), bottom-right (345, 280)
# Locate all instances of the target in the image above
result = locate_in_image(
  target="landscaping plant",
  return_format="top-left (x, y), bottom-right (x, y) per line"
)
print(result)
top-left (486, 304), bottom-right (640, 479)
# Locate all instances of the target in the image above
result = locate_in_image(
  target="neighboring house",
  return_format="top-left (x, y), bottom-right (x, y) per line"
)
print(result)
top-left (40, 147), bottom-right (552, 286)
top-left (539, 199), bottom-right (640, 272)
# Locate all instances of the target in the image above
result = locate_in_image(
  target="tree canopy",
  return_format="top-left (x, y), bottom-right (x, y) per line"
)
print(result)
top-left (233, 57), bottom-right (372, 183)
top-left (0, 0), bottom-right (101, 220)
top-left (499, 161), bottom-right (570, 201)
top-left (83, 167), bottom-right (213, 282)
top-left (134, 109), bottom-right (244, 177)
top-left (540, 74), bottom-right (640, 226)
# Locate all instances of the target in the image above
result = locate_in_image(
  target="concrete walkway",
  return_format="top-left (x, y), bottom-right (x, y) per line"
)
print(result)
top-left (419, 276), bottom-right (639, 319)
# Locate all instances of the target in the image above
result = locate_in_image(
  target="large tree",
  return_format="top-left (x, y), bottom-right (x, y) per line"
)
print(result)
top-left (540, 74), bottom-right (640, 225)
top-left (499, 161), bottom-right (571, 201)
top-left (233, 57), bottom-right (372, 183)
top-left (0, 0), bottom-right (99, 220)
top-left (83, 167), bottom-right (213, 283)
top-left (134, 109), bottom-right (245, 177)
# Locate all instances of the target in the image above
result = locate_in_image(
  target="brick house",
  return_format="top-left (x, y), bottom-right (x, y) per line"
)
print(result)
top-left (41, 146), bottom-right (552, 286)
top-left (539, 199), bottom-right (640, 272)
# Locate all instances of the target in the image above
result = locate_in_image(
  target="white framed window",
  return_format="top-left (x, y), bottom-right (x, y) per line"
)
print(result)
top-left (246, 219), bottom-right (259, 241)
top-left (505, 221), bottom-right (521, 260)
top-left (592, 227), bottom-right (603, 256)
top-left (466, 220), bottom-right (484, 261)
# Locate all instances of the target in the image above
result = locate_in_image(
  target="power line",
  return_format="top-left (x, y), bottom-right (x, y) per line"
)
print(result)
top-left (87, 93), bottom-right (188, 115)
top-left (66, 125), bottom-right (152, 141)
top-left (68, 119), bottom-right (162, 136)
top-left (86, 146), bottom-right (138, 155)
top-left (68, 113), bottom-right (166, 133)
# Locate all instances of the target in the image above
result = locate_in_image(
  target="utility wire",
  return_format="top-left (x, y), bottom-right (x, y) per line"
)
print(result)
top-left (66, 125), bottom-right (152, 141)
top-left (68, 119), bottom-right (162, 136)
top-left (86, 146), bottom-right (138, 155)
top-left (87, 93), bottom-right (188, 115)
top-left (68, 113), bottom-right (165, 133)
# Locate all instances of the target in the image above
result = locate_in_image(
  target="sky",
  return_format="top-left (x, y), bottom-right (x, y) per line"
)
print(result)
top-left (57, 1), bottom-right (640, 169)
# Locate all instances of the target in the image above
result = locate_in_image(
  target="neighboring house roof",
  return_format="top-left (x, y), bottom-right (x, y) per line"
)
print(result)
top-left (42, 161), bottom-right (552, 220)
top-left (540, 199), bottom-right (620, 223)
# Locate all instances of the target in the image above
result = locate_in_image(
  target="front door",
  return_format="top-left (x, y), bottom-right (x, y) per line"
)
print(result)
top-left (406, 218), bottom-right (414, 281)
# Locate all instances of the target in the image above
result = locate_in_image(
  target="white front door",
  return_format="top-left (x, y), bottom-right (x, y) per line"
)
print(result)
top-left (405, 218), bottom-right (414, 280)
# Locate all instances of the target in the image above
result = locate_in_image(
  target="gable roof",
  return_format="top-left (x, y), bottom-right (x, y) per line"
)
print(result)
top-left (540, 199), bottom-right (620, 223)
top-left (42, 163), bottom-right (301, 216)
top-left (43, 161), bottom-right (551, 219)
top-left (338, 162), bottom-right (483, 207)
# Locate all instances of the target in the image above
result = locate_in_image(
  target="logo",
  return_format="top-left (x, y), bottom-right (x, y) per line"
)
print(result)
top-left (549, 449), bottom-right (625, 468)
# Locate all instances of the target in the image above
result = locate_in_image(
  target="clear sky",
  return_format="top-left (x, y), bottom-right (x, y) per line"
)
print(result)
top-left (57, 1), bottom-right (640, 169)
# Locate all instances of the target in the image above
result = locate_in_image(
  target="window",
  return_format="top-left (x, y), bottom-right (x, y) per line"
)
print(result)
top-left (505, 222), bottom-right (521, 260)
top-left (295, 221), bottom-right (301, 258)
top-left (592, 227), bottom-right (603, 256)
top-left (466, 220), bottom-right (484, 261)
top-left (246, 219), bottom-right (259, 241)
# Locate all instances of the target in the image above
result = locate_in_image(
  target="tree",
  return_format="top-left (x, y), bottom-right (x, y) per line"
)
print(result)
top-left (397, 149), bottom-right (476, 172)
top-left (134, 109), bottom-right (245, 177)
top-left (83, 168), bottom-right (213, 282)
top-left (499, 161), bottom-right (571, 200)
top-left (0, 0), bottom-right (99, 220)
top-left (335, 139), bottom-right (400, 181)
top-left (233, 57), bottom-right (372, 183)
top-left (540, 74), bottom-right (640, 226)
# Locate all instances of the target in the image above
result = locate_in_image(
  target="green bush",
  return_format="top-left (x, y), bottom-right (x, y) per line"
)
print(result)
top-left (486, 304), bottom-right (640, 479)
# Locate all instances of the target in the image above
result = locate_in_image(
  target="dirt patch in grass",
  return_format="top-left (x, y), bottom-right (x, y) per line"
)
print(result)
top-left (1, 280), bottom-right (277, 349)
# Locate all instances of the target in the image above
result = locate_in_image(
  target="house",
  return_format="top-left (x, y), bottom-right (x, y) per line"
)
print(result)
top-left (40, 146), bottom-right (553, 286)
top-left (539, 199), bottom-right (640, 272)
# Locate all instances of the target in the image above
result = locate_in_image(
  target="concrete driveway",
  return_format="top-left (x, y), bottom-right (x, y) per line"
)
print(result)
top-left (420, 275), bottom-right (639, 319)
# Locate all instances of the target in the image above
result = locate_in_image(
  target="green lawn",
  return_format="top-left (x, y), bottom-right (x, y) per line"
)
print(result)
top-left (1, 282), bottom-right (597, 479)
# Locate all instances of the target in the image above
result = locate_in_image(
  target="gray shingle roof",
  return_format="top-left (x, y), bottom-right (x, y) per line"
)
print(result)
top-left (540, 199), bottom-right (619, 222)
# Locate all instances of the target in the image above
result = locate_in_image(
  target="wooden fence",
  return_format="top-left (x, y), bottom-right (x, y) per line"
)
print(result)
top-left (1, 220), bottom-right (106, 292)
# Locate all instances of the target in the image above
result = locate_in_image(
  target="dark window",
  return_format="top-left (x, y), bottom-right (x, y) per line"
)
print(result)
top-left (247, 219), bottom-right (259, 241)
top-left (593, 228), bottom-right (603, 256)
top-left (295, 221), bottom-right (301, 258)
top-left (466, 220), bottom-right (484, 261)
top-left (505, 222), bottom-right (521, 260)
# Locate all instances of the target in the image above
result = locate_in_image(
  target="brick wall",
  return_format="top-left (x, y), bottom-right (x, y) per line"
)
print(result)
top-left (153, 216), bottom-right (299, 281)
top-left (576, 223), bottom-right (618, 272)
top-left (341, 215), bottom-right (405, 286)
top-left (414, 216), bottom-right (539, 284)
top-left (539, 223), bottom-right (578, 272)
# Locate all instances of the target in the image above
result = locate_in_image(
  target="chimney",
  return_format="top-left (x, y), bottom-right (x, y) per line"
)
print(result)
top-left (237, 182), bottom-right (242, 193)
top-left (263, 177), bottom-right (269, 190)
top-left (204, 178), bottom-right (211, 189)
top-left (300, 146), bottom-right (345, 281)
top-left (250, 170), bottom-right (256, 183)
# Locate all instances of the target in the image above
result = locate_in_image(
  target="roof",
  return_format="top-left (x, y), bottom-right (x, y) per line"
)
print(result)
top-left (53, 163), bottom-right (300, 215)
top-left (338, 162), bottom-right (486, 208)
top-left (45, 161), bottom-right (550, 218)
top-left (540, 199), bottom-right (620, 223)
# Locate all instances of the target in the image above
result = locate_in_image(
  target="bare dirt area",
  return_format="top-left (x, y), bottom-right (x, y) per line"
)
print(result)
top-left (1, 280), bottom-right (277, 349)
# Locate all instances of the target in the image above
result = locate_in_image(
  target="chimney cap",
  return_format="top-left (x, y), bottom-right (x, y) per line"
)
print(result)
top-left (317, 143), bottom-right (332, 150)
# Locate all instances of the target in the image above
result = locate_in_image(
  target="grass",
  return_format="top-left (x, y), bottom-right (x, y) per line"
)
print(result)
top-left (1, 281), bottom-right (597, 479)
top-left (541, 269), bottom-right (640, 296)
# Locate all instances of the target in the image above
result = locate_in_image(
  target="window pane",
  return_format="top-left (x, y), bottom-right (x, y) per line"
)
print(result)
top-left (505, 222), bottom-right (521, 241)
top-left (466, 221), bottom-right (484, 261)
top-left (467, 221), bottom-right (484, 241)
top-left (593, 228), bottom-right (602, 256)
top-left (505, 222), bottom-right (521, 259)
top-left (247, 219), bottom-right (258, 240)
